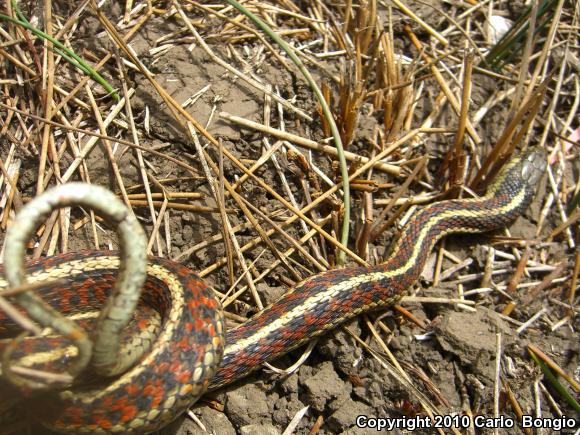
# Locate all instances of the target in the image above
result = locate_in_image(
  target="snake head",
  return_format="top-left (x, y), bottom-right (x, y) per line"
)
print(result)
top-left (520, 148), bottom-right (547, 187)
top-left (485, 148), bottom-right (547, 210)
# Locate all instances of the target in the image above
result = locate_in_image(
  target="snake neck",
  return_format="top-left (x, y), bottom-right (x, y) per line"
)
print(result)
top-left (208, 175), bottom-right (534, 391)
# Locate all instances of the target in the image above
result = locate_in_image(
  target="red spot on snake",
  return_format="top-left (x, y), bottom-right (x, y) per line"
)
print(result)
top-left (177, 370), bottom-right (191, 383)
top-left (175, 335), bottom-right (189, 350)
top-left (120, 405), bottom-right (138, 422)
top-left (125, 383), bottom-right (139, 395)
top-left (92, 414), bottom-right (113, 430)
top-left (194, 318), bottom-right (205, 330)
top-left (143, 379), bottom-right (164, 409)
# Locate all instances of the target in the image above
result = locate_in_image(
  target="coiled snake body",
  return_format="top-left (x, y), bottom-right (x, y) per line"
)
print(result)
top-left (0, 151), bottom-right (545, 433)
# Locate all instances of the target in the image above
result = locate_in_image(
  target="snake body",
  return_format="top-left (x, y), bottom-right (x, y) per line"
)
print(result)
top-left (0, 151), bottom-right (545, 433)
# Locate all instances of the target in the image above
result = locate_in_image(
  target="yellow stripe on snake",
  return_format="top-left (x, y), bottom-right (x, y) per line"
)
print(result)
top-left (0, 150), bottom-right (545, 433)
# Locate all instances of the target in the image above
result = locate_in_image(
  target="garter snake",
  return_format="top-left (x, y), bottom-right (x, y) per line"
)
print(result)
top-left (0, 150), bottom-right (546, 433)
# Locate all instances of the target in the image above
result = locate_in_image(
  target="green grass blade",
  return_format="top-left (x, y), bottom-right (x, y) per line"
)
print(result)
top-left (0, 9), bottom-right (119, 100)
top-left (529, 349), bottom-right (580, 413)
top-left (225, 0), bottom-right (352, 265)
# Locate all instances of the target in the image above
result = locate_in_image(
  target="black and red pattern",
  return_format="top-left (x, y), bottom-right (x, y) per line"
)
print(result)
top-left (209, 150), bottom-right (545, 389)
top-left (0, 150), bottom-right (545, 433)
top-left (0, 254), bottom-right (225, 433)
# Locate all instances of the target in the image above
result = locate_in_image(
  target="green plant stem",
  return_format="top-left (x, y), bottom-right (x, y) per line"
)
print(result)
top-left (529, 350), bottom-right (580, 413)
top-left (224, 0), bottom-right (351, 265)
top-left (0, 12), bottom-right (119, 100)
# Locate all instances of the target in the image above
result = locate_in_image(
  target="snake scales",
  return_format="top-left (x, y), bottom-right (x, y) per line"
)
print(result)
top-left (0, 150), bottom-right (545, 433)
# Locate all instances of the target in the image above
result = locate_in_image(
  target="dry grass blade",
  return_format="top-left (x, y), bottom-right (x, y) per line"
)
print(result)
top-left (219, 111), bottom-right (400, 175)
top-left (470, 84), bottom-right (546, 190)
